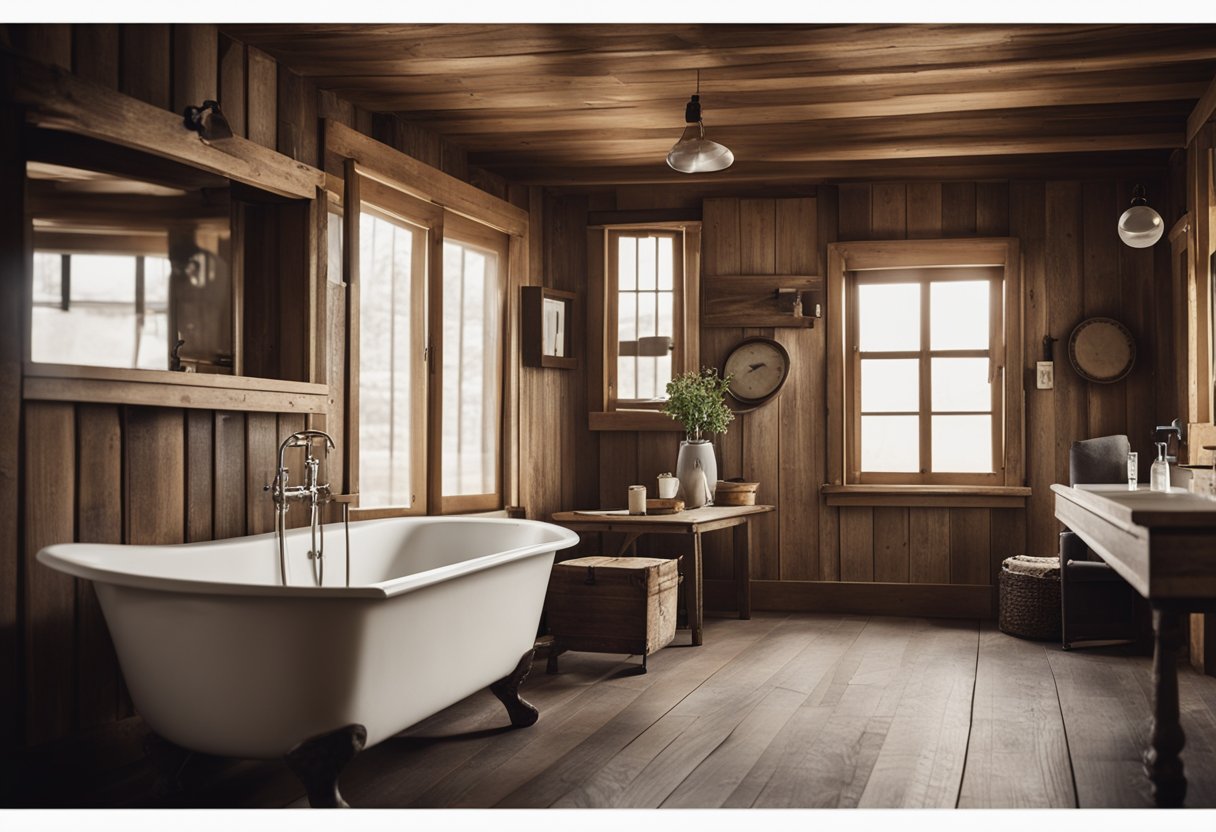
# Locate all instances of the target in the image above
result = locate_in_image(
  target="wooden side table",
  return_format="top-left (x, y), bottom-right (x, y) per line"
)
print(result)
top-left (550, 505), bottom-right (774, 646)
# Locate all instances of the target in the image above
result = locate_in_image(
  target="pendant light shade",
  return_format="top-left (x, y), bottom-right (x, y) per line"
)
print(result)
top-left (667, 74), bottom-right (733, 174)
top-left (1117, 185), bottom-right (1164, 248)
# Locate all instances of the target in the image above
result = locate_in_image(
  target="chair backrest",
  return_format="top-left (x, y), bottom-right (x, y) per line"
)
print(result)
top-left (1069, 434), bottom-right (1131, 486)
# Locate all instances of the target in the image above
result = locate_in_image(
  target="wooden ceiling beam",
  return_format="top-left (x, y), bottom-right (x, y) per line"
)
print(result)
top-left (490, 151), bottom-right (1174, 187)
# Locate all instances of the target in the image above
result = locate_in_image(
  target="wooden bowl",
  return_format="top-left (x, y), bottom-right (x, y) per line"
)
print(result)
top-left (715, 480), bottom-right (759, 506)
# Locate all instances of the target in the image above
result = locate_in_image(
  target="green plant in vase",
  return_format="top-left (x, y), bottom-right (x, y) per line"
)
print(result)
top-left (661, 368), bottom-right (734, 507)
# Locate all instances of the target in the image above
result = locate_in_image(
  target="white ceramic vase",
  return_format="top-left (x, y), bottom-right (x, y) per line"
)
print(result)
top-left (675, 439), bottom-right (717, 508)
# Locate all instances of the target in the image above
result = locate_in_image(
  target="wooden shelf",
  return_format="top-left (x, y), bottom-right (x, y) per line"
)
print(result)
top-left (822, 484), bottom-right (1031, 508)
top-left (23, 363), bottom-right (329, 414)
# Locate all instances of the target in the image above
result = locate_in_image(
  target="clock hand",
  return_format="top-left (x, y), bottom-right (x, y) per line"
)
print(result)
top-left (748, 362), bottom-right (767, 372)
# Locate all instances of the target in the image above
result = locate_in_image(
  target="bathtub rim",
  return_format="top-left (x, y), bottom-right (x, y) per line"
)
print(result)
top-left (36, 515), bottom-right (579, 600)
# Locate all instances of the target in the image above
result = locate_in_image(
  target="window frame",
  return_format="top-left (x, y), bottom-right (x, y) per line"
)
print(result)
top-left (847, 267), bottom-right (1005, 486)
top-left (588, 221), bottom-right (701, 431)
top-left (346, 170), bottom-right (510, 518)
top-left (826, 238), bottom-right (1024, 491)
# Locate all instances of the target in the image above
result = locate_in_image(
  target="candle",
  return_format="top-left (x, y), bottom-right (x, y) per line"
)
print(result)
top-left (628, 485), bottom-right (647, 515)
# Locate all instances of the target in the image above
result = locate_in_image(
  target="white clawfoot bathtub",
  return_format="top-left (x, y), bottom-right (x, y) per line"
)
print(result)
top-left (37, 515), bottom-right (577, 803)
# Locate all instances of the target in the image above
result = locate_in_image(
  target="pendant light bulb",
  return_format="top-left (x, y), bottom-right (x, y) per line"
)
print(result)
top-left (1117, 185), bottom-right (1164, 248)
top-left (667, 72), bottom-right (733, 174)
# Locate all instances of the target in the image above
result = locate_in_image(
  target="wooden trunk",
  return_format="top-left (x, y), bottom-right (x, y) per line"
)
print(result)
top-left (546, 556), bottom-right (680, 657)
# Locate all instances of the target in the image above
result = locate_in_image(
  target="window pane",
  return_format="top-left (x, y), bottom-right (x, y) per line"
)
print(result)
top-left (358, 210), bottom-right (418, 508)
top-left (858, 283), bottom-right (919, 351)
top-left (618, 236), bottom-right (636, 290)
top-left (860, 358), bottom-right (919, 413)
top-left (931, 357), bottom-right (991, 412)
top-left (616, 233), bottom-right (677, 402)
top-left (932, 415), bottom-right (992, 473)
top-left (443, 238), bottom-right (500, 497)
top-left (637, 236), bottom-right (656, 291)
top-left (71, 255), bottom-right (136, 302)
top-left (32, 253), bottom-right (61, 303)
top-left (617, 355), bottom-right (636, 401)
top-left (327, 210), bottom-right (344, 285)
top-left (144, 257), bottom-right (171, 306)
top-left (861, 415), bottom-right (919, 472)
top-left (32, 305), bottom-right (137, 367)
top-left (136, 311), bottom-right (170, 370)
top-left (658, 236), bottom-right (674, 290)
top-left (930, 280), bottom-right (989, 350)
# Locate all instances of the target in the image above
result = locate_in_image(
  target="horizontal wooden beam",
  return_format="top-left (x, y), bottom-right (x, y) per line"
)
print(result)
top-left (322, 118), bottom-right (527, 237)
top-left (1, 49), bottom-right (324, 200)
top-left (23, 363), bottom-right (330, 413)
top-left (822, 484), bottom-right (1032, 508)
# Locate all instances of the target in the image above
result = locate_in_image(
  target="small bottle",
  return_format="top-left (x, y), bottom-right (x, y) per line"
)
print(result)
top-left (1150, 442), bottom-right (1171, 493)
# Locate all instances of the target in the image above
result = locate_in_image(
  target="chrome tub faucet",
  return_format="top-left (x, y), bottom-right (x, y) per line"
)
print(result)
top-left (267, 430), bottom-right (336, 586)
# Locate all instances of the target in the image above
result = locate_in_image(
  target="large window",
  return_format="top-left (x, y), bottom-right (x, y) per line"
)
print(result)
top-left (357, 204), bottom-right (426, 510)
top-left (826, 238), bottom-right (1024, 490)
top-left (849, 268), bottom-right (1003, 484)
top-left (440, 219), bottom-right (505, 507)
top-left (591, 223), bottom-right (700, 428)
top-left (352, 180), bottom-right (507, 515)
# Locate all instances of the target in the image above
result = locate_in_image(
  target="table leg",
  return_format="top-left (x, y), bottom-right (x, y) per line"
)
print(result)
top-left (689, 532), bottom-right (703, 646)
top-left (1144, 604), bottom-right (1187, 807)
top-left (616, 532), bottom-right (643, 557)
top-left (733, 521), bottom-right (751, 620)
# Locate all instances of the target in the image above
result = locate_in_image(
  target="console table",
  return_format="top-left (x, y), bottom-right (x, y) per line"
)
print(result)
top-left (550, 505), bottom-right (775, 646)
top-left (1052, 483), bottom-right (1216, 807)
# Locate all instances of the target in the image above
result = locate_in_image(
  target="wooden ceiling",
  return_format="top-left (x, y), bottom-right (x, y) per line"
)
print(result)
top-left (221, 23), bottom-right (1216, 185)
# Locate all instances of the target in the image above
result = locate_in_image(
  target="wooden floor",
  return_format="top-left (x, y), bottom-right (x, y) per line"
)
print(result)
top-left (121, 613), bottom-right (1216, 809)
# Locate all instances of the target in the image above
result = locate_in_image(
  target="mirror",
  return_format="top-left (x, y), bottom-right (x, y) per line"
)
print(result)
top-left (26, 131), bottom-right (234, 374)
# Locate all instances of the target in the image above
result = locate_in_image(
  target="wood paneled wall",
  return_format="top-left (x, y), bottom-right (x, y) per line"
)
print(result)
top-left (0, 22), bottom-right (511, 759)
top-left (553, 177), bottom-right (1179, 612)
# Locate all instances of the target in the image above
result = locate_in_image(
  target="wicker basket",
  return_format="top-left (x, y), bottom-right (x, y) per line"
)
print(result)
top-left (998, 555), bottom-right (1061, 641)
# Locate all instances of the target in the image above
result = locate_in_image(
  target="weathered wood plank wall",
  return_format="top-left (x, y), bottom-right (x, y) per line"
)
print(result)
top-left (0, 22), bottom-right (510, 756)
top-left (553, 177), bottom-right (1177, 612)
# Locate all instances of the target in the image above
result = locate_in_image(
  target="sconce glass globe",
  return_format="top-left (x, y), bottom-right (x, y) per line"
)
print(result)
top-left (1117, 189), bottom-right (1164, 249)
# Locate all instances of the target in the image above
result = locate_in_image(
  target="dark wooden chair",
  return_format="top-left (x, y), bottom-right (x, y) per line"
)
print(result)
top-left (1059, 434), bottom-right (1148, 649)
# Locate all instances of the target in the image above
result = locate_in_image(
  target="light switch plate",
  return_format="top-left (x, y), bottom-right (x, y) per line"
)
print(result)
top-left (1036, 361), bottom-right (1054, 390)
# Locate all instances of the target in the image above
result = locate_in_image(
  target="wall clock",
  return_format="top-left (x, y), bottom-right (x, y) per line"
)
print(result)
top-left (723, 336), bottom-right (791, 408)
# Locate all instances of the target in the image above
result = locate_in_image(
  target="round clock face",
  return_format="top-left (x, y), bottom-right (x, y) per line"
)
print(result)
top-left (723, 337), bottom-right (790, 405)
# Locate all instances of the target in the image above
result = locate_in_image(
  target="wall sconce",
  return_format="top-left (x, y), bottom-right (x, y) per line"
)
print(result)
top-left (1116, 184), bottom-right (1164, 248)
top-left (182, 100), bottom-right (234, 143)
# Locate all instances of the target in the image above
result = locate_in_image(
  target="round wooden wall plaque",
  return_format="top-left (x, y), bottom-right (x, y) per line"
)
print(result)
top-left (1067, 317), bottom-right (1136, 384)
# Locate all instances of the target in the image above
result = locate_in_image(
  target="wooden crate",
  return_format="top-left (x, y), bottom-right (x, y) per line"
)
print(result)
top-left (546, 556), bottom-right (680, 659)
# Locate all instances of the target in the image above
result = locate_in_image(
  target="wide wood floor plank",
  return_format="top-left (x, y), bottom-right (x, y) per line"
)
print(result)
top-left (745, 617), bottom-right (938, 808)
top-left (1046, 646), bottom-right (1156, 808)
top-left (957, 623), bottom-right (1076, 808)
top-left (856, 619), bottom-right (979, 808)
top-left (566, 615), bottom-right (852, 808)
top-left (492, 612), bottom-right (790, 807)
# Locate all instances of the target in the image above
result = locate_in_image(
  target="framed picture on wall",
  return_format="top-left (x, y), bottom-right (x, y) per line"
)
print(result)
top-left (522, 286), bottom-right (577, 369)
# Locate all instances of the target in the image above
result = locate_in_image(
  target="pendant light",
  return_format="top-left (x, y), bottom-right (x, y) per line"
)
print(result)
top-left (666, 70), bottom-right (734, 174)
top-left (1117, 185), bottom-right (1164, 248)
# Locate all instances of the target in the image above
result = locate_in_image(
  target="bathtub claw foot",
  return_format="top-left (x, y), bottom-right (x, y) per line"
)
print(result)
top-left (285, 723), bottom-right (366, 808)
top-left (490, 648), bottom-right (539, 728)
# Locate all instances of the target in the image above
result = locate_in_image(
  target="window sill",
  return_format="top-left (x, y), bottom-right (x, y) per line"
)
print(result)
top-left (822, 484), bottom-right (1031, 508)
top-left (589, 410), bottom-right (685, 432)
top-left (23, 362), bottom-right (329, 414)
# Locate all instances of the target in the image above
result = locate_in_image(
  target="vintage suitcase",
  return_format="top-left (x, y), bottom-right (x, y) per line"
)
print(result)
top-left (545, 556), bottom-right (680, 673)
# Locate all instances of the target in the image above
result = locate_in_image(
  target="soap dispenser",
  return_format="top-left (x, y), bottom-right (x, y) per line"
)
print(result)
top-left (1150, 441), bottom-right (1171, 492)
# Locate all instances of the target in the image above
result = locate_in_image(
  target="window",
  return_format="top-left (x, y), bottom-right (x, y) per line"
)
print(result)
top-left (590, 223), bottom-right (700, 429)
top-left (849, 268), bottom-right (1002, 484)
top-left (357, 204), bottom-right (427, 511)
top-left (31, 251), bottom-right (172, 370)
top-left (351, 179), bottom-right (507, 515)
top-left (440, 219), bottom-right (505, 508)
top-left (826, 238), bottom-right (1024, 491)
